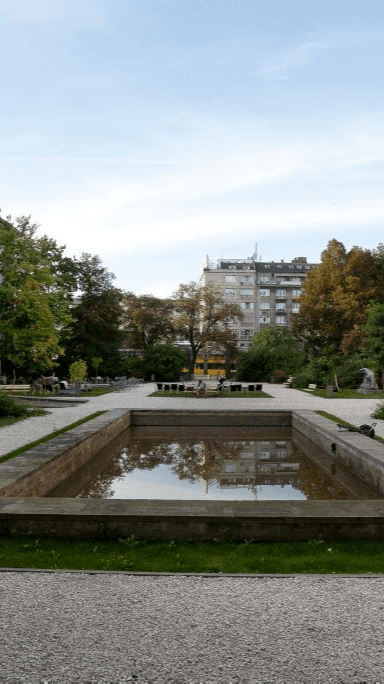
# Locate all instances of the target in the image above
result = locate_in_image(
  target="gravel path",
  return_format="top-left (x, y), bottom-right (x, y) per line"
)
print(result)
top-left (1, 572), bottom-right (384, 682)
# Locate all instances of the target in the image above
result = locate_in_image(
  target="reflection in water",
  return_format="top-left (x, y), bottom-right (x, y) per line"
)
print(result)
top-left (46, 427), bottom-right (383, 501)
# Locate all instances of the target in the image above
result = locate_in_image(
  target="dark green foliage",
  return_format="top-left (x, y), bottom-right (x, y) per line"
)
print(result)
top-left (236, 348), bottom-right (273, 382)
top-left (0, 390), bottom-right (28, 417)
top-left (60, 289), bottom-right (124, 376)
top-left (144, 342), bottom-right (188, 381)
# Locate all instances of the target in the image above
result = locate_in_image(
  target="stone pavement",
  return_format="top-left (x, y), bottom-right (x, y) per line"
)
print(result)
top-left (1, 381), bottom-right (384, 456)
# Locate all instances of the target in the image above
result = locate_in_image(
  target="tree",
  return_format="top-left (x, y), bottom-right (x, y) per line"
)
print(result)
top-left (364, 302), bottom-right (384, 387)
top-left (172, 282), bottom-right (242, 376)
top-left (60, 288), bottom-right (124, 377)
top-left (293, 239), bottom-right (384, 373)
top-left (249, 327), bottom-right (304, 375)
top-left (69, 360), bottom-right (87, 384)
top-left (144, 342), bottom-right (188, 381)
top-left (121, 292), bottom-right (175, 350)
top-left (73, 252), bottom-right (116, 297)
top-left (0, 220), bottom-right (63, 376)
top-left (236, 348), bottom-right (274, 382)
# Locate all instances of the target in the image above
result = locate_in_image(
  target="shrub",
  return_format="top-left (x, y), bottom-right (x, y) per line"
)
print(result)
top-left (69, 360), bottom-right (87, 384)
top-left (0, 390), bottom-right (29, 418)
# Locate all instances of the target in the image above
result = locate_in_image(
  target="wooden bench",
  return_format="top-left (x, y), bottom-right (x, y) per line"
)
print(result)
top-left (1, 385), bottom-right (31, 392)
top-left (283, 377), bottom-right (294, 387)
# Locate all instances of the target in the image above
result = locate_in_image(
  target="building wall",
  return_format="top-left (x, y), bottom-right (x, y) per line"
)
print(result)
top-left (202, 255), bottom-right (317, 350)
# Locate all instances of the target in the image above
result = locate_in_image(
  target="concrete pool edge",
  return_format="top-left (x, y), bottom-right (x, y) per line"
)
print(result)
top-left (0, 408), bottom-right (131, 497)
top-left (2, 408), bottom-right (384, 541)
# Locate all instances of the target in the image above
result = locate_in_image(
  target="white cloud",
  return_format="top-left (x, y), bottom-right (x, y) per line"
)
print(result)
top-left (254, 40), bottom-right (333, 80)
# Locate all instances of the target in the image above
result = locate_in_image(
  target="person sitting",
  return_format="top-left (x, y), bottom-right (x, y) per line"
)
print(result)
top-left (194, 379), bottom-right (207, 398)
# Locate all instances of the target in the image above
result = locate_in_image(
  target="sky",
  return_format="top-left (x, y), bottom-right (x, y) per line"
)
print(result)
top-left (1, 0), bottom-right (383, 297)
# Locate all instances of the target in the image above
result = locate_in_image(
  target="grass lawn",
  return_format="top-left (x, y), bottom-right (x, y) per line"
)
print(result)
top-left (2, 536), bottom-right (384, 573)
top-left (150, 390), bottom-right (272, 398)
top-left (0, 410), bottom-right (106, 464)
top-left (301, 388), bottom-right (384, 399)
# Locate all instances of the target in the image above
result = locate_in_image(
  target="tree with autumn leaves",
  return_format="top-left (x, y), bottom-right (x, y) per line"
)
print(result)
top-left (293, 239), bottom-right (384, 386)
top-left (172, 281), bottom-right (242, 376)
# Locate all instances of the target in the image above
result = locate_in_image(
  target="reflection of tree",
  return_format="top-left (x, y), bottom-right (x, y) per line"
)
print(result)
top-left (58, 434), bottom-right (369, 501)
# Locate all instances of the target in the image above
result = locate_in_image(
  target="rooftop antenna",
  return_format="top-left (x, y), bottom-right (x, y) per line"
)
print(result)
top-left (249, 242), bottom-right (259, 261)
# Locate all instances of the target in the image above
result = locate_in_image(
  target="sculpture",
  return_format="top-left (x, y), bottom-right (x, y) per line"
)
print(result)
top-left (359, 368), bottom-right (379, 391)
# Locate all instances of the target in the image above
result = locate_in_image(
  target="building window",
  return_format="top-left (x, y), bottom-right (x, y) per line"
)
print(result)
top-left (260, 302), bottom-right (270, 310)
top-left (241, 275), bottom-right (252, 283)
top-left (225, 288), bottom-right (236, 296)
top-left (260, 316), bottom-right (270, 323)
top-left (276, 316), bottom-right (286, 325)
top-left (276, 289), bottom-right (286, 297)
top-left (259, 275), bottom-right (270, 282)
top-left (260, 288), bottom-right (270, 296)
top-left (259, 451), bottom-right (270, 460)
top-left (224, 463), bottom-right (236, 473)
top-left (241, 288), bottom-right (253, 296)
top-left (276, 303), bottom-right (286, 310)
top-left (225, 275), bottom-right (236, 283)
top-left (293, 289), bottom-right (301, 296)
top-left (241, 329), bottom-right (251, 338)
top-left (240, 302), bottom-right (254, 310)
top-left (292, 302), bottom-right (300, 312)
top-left (275, 449), bottom-right (287, 459)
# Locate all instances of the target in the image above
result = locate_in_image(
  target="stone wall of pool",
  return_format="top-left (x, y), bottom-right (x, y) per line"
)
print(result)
top-left (1, 408), bottom-right (384, 542)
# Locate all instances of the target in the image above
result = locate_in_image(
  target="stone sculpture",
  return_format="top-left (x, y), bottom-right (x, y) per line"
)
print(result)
top-left (359, 368), bottom-right (379, 391)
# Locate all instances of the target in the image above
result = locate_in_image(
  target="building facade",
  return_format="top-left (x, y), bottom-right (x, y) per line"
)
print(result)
top-left (201, 253), bottom-right (317, 349)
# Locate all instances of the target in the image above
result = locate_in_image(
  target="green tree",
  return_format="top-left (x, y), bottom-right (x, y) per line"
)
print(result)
top-left (236, 348), bottom-right (273, 382)
top-left (364, 302), bottom-right (384, 387)
top-left (249, 327), bottom-right (304, 375)
top-left (69, 360), bottom-right (87, 384)
top-left (0, 220), bottom-right (63, 376)
top-left (144, 342), bottom-right (188, 381)
top-left (172, 282), bottom-right (242, 376)
top-left (60, 288), bottom-right (123, 377)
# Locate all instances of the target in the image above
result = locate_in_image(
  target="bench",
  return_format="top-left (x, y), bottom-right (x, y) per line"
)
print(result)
top-left (1, 385), bottom-right (31, 392)
top-left (283, 377), bottom-right (294, 388)
top-left (303, 384), bottom-right (317, 392)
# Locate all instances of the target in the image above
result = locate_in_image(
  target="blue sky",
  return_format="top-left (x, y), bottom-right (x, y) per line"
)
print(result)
top-left (1, 0), bottom-right (383, 296)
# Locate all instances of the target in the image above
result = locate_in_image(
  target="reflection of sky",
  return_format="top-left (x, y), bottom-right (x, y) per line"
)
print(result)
top-left (109, 465), bottom-right (306, 501)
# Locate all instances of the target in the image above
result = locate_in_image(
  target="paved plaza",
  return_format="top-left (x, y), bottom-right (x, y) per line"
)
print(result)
top-left (1, 384), bottom-right (384, 681)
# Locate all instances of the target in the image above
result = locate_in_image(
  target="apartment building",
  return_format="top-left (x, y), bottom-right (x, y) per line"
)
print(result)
top-left (201, 252), bottom-right (317, 349)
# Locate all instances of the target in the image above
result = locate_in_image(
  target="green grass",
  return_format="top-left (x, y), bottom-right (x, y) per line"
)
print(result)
top-left (0, 410), bottom-right (106, 464)
top-left (301, 388), bottom-right (384, 399)
top-left (3, 536), bottom-right (384, 573)
top-left (150, 390), bottom-right (272, 398)
top-left (315, 410), bottom-right (355, 429)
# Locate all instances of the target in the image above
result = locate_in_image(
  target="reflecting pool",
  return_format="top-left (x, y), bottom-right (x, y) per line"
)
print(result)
top-left (46, 426), bottom-right (383, 501)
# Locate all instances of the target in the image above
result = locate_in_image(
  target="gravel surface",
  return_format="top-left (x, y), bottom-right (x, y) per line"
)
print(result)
top-left (1, 572), bottom-right (384, 682)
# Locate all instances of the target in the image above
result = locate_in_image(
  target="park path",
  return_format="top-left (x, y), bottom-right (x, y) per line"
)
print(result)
top-left (1, 381), bottom-right (383, 455)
